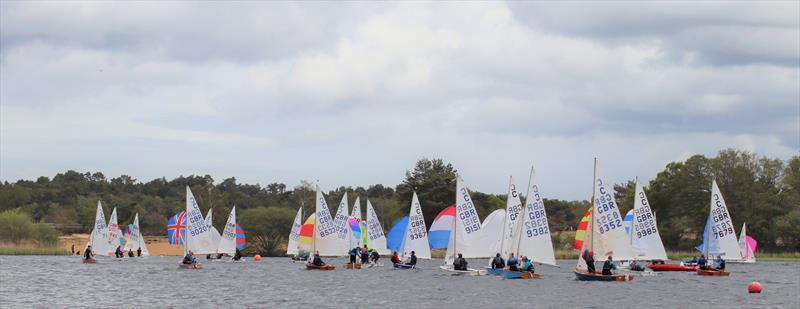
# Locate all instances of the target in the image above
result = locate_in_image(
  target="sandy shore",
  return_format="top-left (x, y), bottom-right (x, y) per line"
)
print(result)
top-left (59, 234), bottom-right (185, 256)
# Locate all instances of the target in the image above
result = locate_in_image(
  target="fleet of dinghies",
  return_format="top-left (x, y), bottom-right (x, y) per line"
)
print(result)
top-left (80, 161), bottom-right (756, 282)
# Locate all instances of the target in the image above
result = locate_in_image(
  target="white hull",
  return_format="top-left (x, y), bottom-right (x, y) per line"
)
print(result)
top-left (439, 265), bottom-right (487, 276)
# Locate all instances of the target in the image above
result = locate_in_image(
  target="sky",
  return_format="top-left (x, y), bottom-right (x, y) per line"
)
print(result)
top-left (1, 1), bottom-right (798, 200)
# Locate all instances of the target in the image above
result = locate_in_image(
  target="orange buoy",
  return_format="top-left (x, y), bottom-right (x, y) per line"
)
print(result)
top-left (254, 255), bottom-right (262, 261)
top-left (748, 281), bottom-right (762, 293)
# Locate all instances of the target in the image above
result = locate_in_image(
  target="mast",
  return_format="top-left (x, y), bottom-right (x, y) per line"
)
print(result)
top-left (631, 177), bottom-right (637, 246)
top-left (498, 176), bottom-right (512, 257)
top-left (704, 179), bottom-right (711, 259)
top-left (514, 167), bottom-right (535, 257)
top-left (590, 158), bottom-right (597, 256)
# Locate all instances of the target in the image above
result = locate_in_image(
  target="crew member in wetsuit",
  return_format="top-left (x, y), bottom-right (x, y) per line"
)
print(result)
top-left (491, 253), bottom-right (505, 269)
top-left (115, 246), bottom-right (123, 258)
top-left (182, 251), bottom-right (197, 265)
top-left (360, 246), bottom-right (370, 264)
top-left (507, 253), bottom-right (519, 271)
top-left (602, 256), bottom-right (617, 275)
top-left (698, 254), bottom-right (708, 270)
top-left (310, 251), bottom-right (325, 267)
top-left (390, 251), bottom-right (401, 266)
top-left (349, 246), bottom-right (360, 264)
top-left (137, 247), bottom-right (142, 257)
top-left (370, 250), bottom-right (380, 264)
top-left (233, 248), bottom-right (243, 261)
top-left (520, 256), bottom-right (534, 273)
top-left (408, 251), bottom-right (417, 266)
top-left (713, 255), bottom-right (725, 271)
top-left (582, 250), bottom-right (596, 273)
top-left (83, 245), bottom-right (94, 260)
top-left (453, 253), bottom-right (468, 271)
top-left (127, 249), bottom-right (134, 257)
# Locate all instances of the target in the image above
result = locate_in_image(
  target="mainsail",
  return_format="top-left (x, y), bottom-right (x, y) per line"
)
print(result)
top-left (86, 201), bottom-right (111, 255)
top-left (312, 186), bottom-right (346, 256)
top-left (483, 209), bottom-right (506, 257)
top-left (738, 223), bottom-right (757, 263)
top-left (217, 206), bottom-right (238, 255)
top-left (698, 180), bottom-right (742, 260)
top-left (629, 181), bottom-right (667, 260)
top-left (513, 167), bottom-right (557, 266)
top-left (445, 175), bottom-right (487, 264)
top-left (204, 209), bottom-right (222, 253)
top-left (365, 200), bottom-right (390, 254)
top-left (287, 207), bottom-right (303, 255)
top-left (184, 186), bottom-right (217, 254)
top-left (332, 193), bottom-right (351, 253)
top-left (401, 192), bottom-right (431, 259)
top-left (107, 208), bottom-right (122, 254)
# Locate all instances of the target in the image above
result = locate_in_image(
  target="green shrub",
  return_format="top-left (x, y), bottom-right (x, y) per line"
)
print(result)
top-left (0, 210), bottom-right (35, 244)
top-left (32, 223), bottom-right (59, 245)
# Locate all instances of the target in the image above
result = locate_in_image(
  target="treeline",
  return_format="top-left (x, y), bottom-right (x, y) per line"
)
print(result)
top-left (0, 149), bottom-right (797, 255)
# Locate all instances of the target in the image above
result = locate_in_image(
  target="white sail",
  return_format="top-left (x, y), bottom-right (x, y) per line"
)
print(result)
top-left (185, 186), bottom-right (217, 254)
top-left (445, 175), bottom-right (487, 264)
top-left (500, 176), bottom-right (523, 258)
top-left (312, 186), bottom-right (346, 256)
top-left (630, 182), bottom-right (668, 260)
top-left (138, 231), bottom-right (149, 256)
top-left (217, 206), bottom-right (238, 255)
top-left (287, 207), bottom-right (303, 255)
top-left (365, 200), bottom-right (390, 255)
top-left (591, 164), bottom-right (634, 261)
top-left (401, 192), bottom-right (431, 259)
top-left (332, 193), bottom-right (351, 253)
top-left (482, 209), bottom-right (506, 257)
top-left (515, 167), bottom-right (557, 266)
top-left (704, 180), bottom-right (742, 260)
top-left (107, 208), bottom-right (122, 255)
top-left (85, 201), bottom-right (111, 255)
top-left (204, 209), bottom-right (222, 253)
top-left (123, 213), bottom-right (140, 251)
top-left (738, 223), bottom-right (756, 263)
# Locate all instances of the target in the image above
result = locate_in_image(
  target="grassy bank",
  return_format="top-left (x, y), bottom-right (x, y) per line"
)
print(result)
top-left (0, 246), bottom-right (69, 255)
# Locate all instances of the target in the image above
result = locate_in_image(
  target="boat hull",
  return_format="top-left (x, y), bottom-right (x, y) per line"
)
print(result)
top-left (574, 270), bottom-right (632, 281)
top-left (439, 265), bottom-right (486, 276)
top-left (501, 270), bottom-right (541, 279)
top-left (485, 267), bottom-right (503, 276)
top-left (82, 258), bottom-right (96, 264)
top-left (178, 263), bottom-right (202, 269)
top-left (647, 264), bottom-right (697, 272)
top-left (697, 269), bottom-right (730, 276)
top-left (393, 263), bottom-right (415, 270)
top-left (307, 264), bottom-right (335, 271)
top-left (344, 263), bottom-right (362, 269)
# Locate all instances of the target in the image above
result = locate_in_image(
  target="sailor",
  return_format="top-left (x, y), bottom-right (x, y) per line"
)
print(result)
top-left (507, 253), bottom-right (519, 271)
top-left (127, 249), bottom-right (134, 257)
top-left (182, 251), bottom-right (197, 265)
top-left (349, 246), bottom-right (360, 264)
top-left (136, 247), bottom-right (142, 257)
top-left (629, 259), bottom-right (645, 271)
top-left (602, 256), bottom-right (617, 275)
top-left (491, 253), bottom-right (505, 269)
top-left (453, 253), bottom-right (468, 271)
top-left (233, 248), bottom-right (243, 261)
top-left (360, 245), bottom-right (370, 264)
top-left (390, 251), bottom-right (401, 266)
top-left (582, 250), bottom-right (596, 273)
top-left (370, 249), bottom-right (380, 264)
top-left (698, 254), bottom-right (708, 270)
top-left (713, 255), bottom-right (725, 271)
top-left (520, 256), bottom-right (535, 273)
top-left (115, 246), bottom-right (123, 258)
top-left (83, 245), bottom-right (94, 260)
top-left (408, 251), bottom-right (417, 266)
top-left (311, 251), bottom-right (325, 266)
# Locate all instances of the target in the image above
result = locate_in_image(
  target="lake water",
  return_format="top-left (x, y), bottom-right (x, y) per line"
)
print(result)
top-left (0, 256), bottom-right (797, 308)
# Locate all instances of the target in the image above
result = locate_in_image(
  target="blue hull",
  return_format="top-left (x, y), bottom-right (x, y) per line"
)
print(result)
top-left (501, 271), bottom-right (522, 279)
top-left (574, 271), bottom-right (631, 281)
top-left (486, 268), bottom-right (503, 276)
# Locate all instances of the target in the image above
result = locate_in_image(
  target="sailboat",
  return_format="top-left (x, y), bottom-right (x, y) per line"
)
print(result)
top-left (697, 180), bottom-right (741, 276)
top-left (179, 186), bottom-right (218, 269)
top-left (503, 166), bottom-right (558, 279)
top-left (203, 209), bottom-right (222, 258)
top-left (482, 208), bottom-right (507, 275)
top-left (122, 213), bottom-right (149, 257)
top-left (441, 175), bottom-right (488, 275)
top-left (485, 176), bottom-right (523, 275)
top-left (396, 192), bottom-right (431, 269)
top-left (306, 185), bottom-right (337, 270)
top-left (365, 200), bottom-right (390, 255)
top-left (217, 206), bottom-right (239, 260)
top-left (731, 223), bottom-right (757, 264)
top-left (107, 208), bottom-right (123, 256)
top-left (83, 201), bottom-right (110, 263)
top-left (350, 197), bottom-right (363, 248)
top-left (287, 207), bottom-right (303, 257)
top-left (574, 159), bottom-right (634, 281)
top-left (624, 180), bottom-right (668, 271)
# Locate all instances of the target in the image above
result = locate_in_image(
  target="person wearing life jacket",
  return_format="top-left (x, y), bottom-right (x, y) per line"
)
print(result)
top-left (182, 251), bottom-right (197, 265)
top-left (507, 253), bottom-right (519, 271)
top-left (390, 251), bottom-right (401, 266)
top-left (629, 258), bottom-right (645, 271)
top-left (360, 245), bottom-right (370, 264)
top-left (602, 256), bottom-right (617, 275)
top-left (491, 253), bottom-right (505, 269)
top-left (713, 255), bottom-right (725, 271)
top-left (582, 250), bottom-right (596, 273)
top-left (698, 254), bottom-right (708, 270)
top-left (83, 245), bottom-right (94, 260)
top-left (127, 249), bottom-right (134, 257)
top-left (453, 253), bottom-right (468, 271)
top-left (136, 247), bottom-right (142, 257)
top-left (370, 250), bottom-right (380, 264)
top-left (233, 248), bottom-right (243, 261)
top-left (520, 256), bottom-right (535, 273)
top-left (310, 251), bottom-right (325, 267)
top-left (408, 251), bottom-right (417, 266)
top-left (114, 246), bottom-right (122, 258)
top-left (349, 246), bottom-right (360, 264)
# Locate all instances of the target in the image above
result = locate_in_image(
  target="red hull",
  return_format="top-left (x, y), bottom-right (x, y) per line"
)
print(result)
top-left (647, 264), bottom-right (697, 272)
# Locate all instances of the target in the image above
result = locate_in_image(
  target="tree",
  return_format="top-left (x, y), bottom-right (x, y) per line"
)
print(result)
top-left (395, 158), bottom-right (458, 228)
top-left (239, 207), bottom-right (295, 256)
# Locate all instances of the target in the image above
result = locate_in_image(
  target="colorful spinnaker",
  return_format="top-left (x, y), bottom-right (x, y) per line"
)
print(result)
top-left (167, 211), bottom-right (186, 245)
top-left (298, 213), bottom-right (316, 253)
top-left (573, 208), bottom-right (591, 250)
top-left (387, 216), bottom-right (409, 252)
top-left (350, 197), bottom-right (363, 247)
top-left (738, 223), bottom-right (757, 263)
top-left (428, 205), bottom-right (454, 249)
top-left (235, 224), bottom-right (246, 250)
